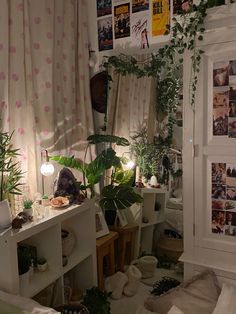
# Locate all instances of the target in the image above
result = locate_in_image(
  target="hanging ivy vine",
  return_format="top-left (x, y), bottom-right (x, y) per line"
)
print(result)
top-left (102, 0), bottom-right (209, 179)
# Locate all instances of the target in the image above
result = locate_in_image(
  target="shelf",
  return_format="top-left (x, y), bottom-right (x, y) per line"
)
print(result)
top-left (0, 201), bottom-right (97, 300)
top-left (63, 248), bottom-right (94, 275)
top-left (21, 267), bottom-right (61, 298)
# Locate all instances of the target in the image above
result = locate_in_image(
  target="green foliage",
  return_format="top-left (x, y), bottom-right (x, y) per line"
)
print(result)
top-left (81, 286), bottom-right (111, 314)
top-left (99, 184), bottom-right (143, 211)
top-left (51, 134), bottom-right (143, 210)
top-left (87, 134), bottom-right (129, 146)
top-left (37, 257), bottom-right (47, 265)
top-left (0, 129), bottom-right (24, 201)
top-left (103, 0), bottom-right (208, 147)
top-left (23, 199), bottom-right (33, 209)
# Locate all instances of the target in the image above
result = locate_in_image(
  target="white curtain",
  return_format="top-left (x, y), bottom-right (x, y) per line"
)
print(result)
top-left (0, 0), bottom-right (94, 197)
top-left (106, 54), bottom-right (156, 157)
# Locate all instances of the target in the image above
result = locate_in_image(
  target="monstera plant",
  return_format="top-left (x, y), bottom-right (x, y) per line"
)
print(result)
top-left (50, 134), bottom-right (143, 211)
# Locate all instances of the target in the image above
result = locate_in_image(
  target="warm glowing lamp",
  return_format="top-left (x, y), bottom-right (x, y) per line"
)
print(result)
top-left (40, 150), bottom-right (54, 195)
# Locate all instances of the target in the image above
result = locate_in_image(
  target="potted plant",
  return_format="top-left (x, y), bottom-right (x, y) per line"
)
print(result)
top-left (81, 286), bottom-right (111, 314)
top-left (0, 128), bottom-right (24, 229)
top-left (23, 199), bottom-right (33, 217)
top-left (50, 134), bottom-right (143, 215)
top-left (37, 257), bottom-right (48, 272)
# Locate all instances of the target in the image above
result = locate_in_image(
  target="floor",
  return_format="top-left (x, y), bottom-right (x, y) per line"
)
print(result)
top-left (109, 268), bottom-right (183, 314)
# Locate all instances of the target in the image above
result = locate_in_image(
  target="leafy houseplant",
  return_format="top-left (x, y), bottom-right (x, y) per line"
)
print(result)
top-left (50, 134), bottom-right (143, 212)
top-left (81, 286), bottom-right (111, 314)
top-left (0, 128), bottom-right (24, 228)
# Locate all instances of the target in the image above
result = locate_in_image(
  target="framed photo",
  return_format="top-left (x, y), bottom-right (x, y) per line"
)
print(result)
top-left (95, 210), bottom-right (109, 239)
top-left (117, 209), bottom-right (128, 227)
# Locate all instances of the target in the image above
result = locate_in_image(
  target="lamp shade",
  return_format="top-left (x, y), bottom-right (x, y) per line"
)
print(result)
top-left (40, 162), bottom-right (54, 177)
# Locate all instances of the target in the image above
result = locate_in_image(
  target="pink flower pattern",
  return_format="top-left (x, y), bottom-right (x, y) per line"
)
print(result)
top-left (0, 0), bottom-right (93, 195)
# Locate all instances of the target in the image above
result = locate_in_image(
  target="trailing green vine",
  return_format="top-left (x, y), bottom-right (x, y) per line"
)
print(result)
top-left (102, 0), bottom-right (209, 179)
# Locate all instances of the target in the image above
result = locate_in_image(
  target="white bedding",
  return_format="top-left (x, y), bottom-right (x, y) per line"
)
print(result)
top-left (0, 290), bottom-right (59, 314)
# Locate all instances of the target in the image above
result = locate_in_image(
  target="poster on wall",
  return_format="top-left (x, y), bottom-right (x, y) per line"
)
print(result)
top-left (131, 12), bottom-right (150, 48)
top-left (211, 162), bottom-right (236, 236)
top-left (151, 0), bottom-right (170, 37)
top-left (132, 0), bottom-right (149, 13)
top-left (97, 17), bottom-right (113, 51)
top-left (97, 0), bottom-right (112, 17)
top-left (213, 60), bottom-right (236, 138)
top-left (114, 3), bottom-right (131, 39)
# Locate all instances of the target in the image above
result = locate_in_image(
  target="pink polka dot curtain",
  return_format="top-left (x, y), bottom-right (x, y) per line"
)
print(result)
top-left (0, 0), bottom-right (94, 197)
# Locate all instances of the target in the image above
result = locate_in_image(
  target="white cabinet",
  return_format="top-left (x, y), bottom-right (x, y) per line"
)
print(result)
top-left (181, 4), bottom-right (236, 281)
top-left (0, 200), bottom-right (97, 300)
top-left (126, 187), bottom-right (167, 257)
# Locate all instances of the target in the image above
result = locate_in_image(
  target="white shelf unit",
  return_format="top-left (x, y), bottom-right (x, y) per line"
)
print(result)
top-left (0, 200), bottom-right (97, 301)
top-left (126, 187), bottom-right (167, 257)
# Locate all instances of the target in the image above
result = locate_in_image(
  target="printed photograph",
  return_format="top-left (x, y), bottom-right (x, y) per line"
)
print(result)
top-left (212, 210), bottom-right (225, 234)
top-left (97, 17), bottom-right (113, 51)
top-left (213, 87), bottom-right (229, 109)
top-left (226, 187), bottom-right (236, 201)
top-left (213, 61), bottom-right (229, 87)
top-left (213, 108), bottom-right (228, 136)
top-left (212, 199), bottom-right (225, 210)
top-left (132, 0), bottom-right (149, 13)
top-left (97, 0), bottom-right (112, 17)
top-left (226, 163), bottom-right (236, 186)
top-left (225, 200), bottom-right (236, 210)
top-left (225, 212), bottom-right (236, 236)
top-left (229, 60), bottom-right (236, 76)
top-left (229, 100), bottom-right (236, 117)
top-left (114, 3), bottom-right (130, 39)
top-left (212, 163), bottom-right (226, 185)
top-left (229, 75), bottom-right (236, 100)
top-left (228, 117), bottom-right (236, 138)
top-left (212, 184), bottom-right (226, 200)
top-left (131, 13), bottom-right (150, 48)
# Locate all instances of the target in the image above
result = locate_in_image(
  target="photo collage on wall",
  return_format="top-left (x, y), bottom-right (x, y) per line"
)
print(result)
top-left (213, 60), bottom-right (236, 138)
top-left (96, 0), bottom-right (170, 51)
top-left (211, 162), bottom-right (236, 236)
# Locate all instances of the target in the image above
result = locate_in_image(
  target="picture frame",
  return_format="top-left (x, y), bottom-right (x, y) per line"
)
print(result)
top-left (95, 210), bottom-right (109, 238)
top-left (116, 209), bottom-right (128, 227)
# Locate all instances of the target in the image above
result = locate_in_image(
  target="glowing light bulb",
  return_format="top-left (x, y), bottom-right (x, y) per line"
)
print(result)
top-left (40, 162), bottom-right (54, 176)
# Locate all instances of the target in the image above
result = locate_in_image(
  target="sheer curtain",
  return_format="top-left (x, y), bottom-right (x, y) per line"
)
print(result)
top-left (0, 0), bottom-right (94, 197)
top-left (106, 54), bottom-right (156, 157)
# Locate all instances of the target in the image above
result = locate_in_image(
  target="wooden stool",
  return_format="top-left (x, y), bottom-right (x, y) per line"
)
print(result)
top-left (110, 224), bottom-right (139, 271)
top-left (96, 231), bottom-right (118, 290)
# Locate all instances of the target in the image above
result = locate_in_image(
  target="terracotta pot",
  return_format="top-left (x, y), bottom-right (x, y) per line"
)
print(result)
top-left (0, 199), bottom-right (12, 230)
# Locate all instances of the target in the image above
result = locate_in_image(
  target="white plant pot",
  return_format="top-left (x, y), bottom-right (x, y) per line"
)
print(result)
top-left (0, 199), bottom-right (12, 230)
top-left (23, 207), bottom-right (33, 217)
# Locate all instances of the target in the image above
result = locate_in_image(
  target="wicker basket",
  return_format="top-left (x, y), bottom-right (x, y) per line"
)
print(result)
top-left (156, 235), bottom-right (183, 261)
top-left (54, 303), bottom-right (89, 314)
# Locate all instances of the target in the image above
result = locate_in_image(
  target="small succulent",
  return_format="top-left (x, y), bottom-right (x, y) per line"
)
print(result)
top-left (23, 199), bottom-right (33, 209)
top-left (37, 257), bottom-right (47, 265)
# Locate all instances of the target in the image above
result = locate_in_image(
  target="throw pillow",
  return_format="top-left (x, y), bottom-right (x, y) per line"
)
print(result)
top-left (212, 283), bottom-right (236, 314)
top-left (145, 269), bottom-right (220, 314)
top-left (167, 305), bottom-right (184, 314)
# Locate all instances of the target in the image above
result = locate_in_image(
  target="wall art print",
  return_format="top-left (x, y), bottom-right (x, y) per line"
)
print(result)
top-left (132, 0), bottom-right (150, 13)
top-left (114, 3), bottom-right (131, 39)
top-left (213, 60), bottom-right (236, 138)
top-left (97, 16), bottom-right (113, 51)
top-left (211, 162), bottom-right (236, 236)
top-left (152, 0), bottom-right (170, 37)
top-left (97, 0), bottom-right (112, 17)
top-left (131, 12), bottom-right (150, 49)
